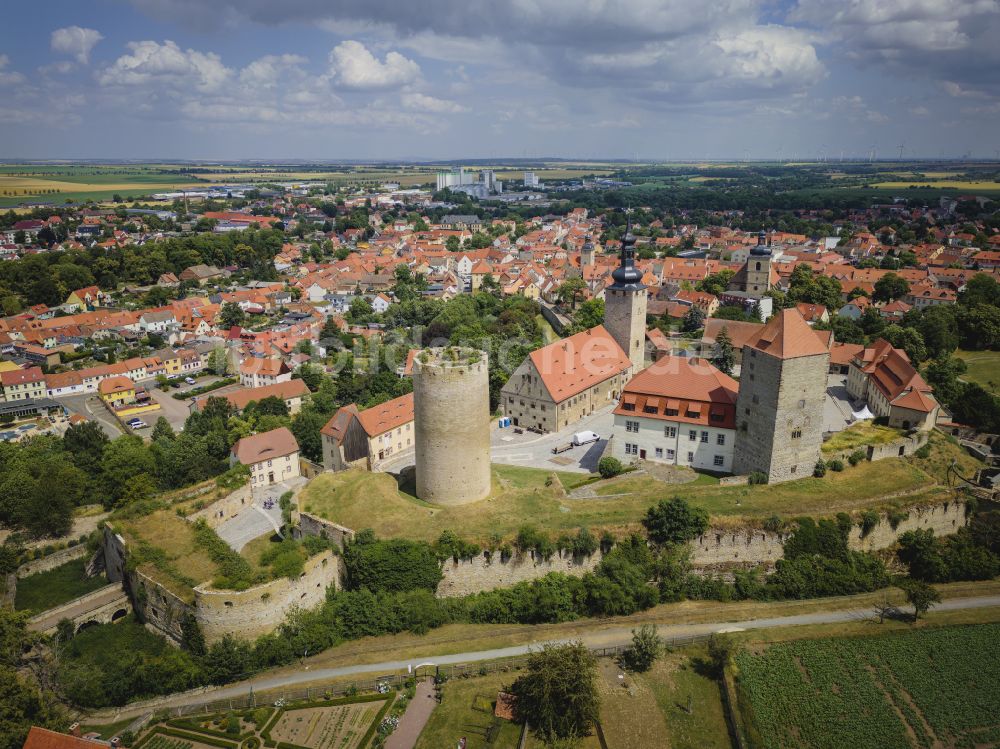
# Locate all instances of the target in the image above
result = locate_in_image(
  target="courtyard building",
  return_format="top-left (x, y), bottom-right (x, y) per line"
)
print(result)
top-left (611, 356), bottom-right (738, 472)
top-left (846, 338), bottom-right (940, 430)
top-left (231, 426), bottom-right (301, 489)
top-left (321, 392), bottom-right (415, 471)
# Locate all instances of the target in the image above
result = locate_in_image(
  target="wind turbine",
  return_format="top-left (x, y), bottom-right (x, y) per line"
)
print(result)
top-left (868, 144), bottom-right (877, 163)
top-left (897, 142), bottom-right (905, 160)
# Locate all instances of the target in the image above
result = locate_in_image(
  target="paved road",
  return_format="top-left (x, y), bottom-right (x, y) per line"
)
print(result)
top-left (90, 594), bottom-right (1000, 719)
top-left (384, 679), bottom-right (436, 749)
top-left (490, 405), bottom-right (617, 473)
top-left (215, 478), bottom-right (303, 551)
top-left (60, 394), bottom-right (123, 438)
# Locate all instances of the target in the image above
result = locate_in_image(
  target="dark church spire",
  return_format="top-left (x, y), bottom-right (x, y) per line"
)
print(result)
top-left (609, 214), bottom-right (645, 290)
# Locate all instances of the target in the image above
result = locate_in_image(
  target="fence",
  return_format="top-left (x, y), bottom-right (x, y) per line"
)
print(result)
top-left (150, 633), bottom-right (714, 721)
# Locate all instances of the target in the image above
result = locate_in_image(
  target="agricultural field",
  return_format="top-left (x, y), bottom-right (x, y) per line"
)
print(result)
top-left (733, 623), bottom-right (1000, 749)
top-left (871, 180), bottom-right (1000, 190)
top-left (956, 349), bottom-right (1000, 395)
top-left (0, 164), bottom-right (203, 205)
top-left (269, 700), bottom-right (387, 748)
top-left (13, 558), bottom-right (108, 613)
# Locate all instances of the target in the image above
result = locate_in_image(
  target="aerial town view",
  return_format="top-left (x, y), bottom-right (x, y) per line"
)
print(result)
top-left (2, 2), bottom-right (1000, 749)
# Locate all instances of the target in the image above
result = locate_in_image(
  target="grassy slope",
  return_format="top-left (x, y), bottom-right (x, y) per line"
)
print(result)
top-left (821, 422), bottom-right (904, 454)
top-left (300, 453), bottom-right (943, 543)
top-left (14, 558), bottom-right (107, 614)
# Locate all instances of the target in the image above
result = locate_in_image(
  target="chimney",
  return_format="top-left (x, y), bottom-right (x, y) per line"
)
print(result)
top-left (110, 738), bottom-right (122, 748)
top-left (69, 723), bottom-right (81, 737)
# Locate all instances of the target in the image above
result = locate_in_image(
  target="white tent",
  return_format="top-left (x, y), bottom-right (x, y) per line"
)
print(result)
top-left (851, 404), bottom-right (874, 421)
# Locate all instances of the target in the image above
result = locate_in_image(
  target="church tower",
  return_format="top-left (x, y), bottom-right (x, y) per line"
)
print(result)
top-left (603, 222), bottom-right (647, 372)
top-left (745, 229), bottom-right (772, 296)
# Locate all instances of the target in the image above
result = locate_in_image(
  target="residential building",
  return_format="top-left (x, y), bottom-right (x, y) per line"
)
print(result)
top-left (0, 366), bottom-right (47, 402)
top-left (231, 426), bottom-right (301, 488)
top-left (321, 392), bottom-right (415, 471)
top-left (611, 356), bottom-right (738, 472)
top-left (846, 339), bottom-right (940, 430)
top-left (98, 376), bottom-right (136, 409)
top-left (239, 357), bottom-right (292, 388)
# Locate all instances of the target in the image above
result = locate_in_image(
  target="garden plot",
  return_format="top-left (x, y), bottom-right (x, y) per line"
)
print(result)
top-left (270, 700), bottom-right (387, 749)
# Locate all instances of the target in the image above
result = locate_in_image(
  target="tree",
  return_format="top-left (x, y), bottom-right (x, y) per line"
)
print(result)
top-left (557, 277), bottom-right (587, 310)
top-left (571, 299), bottom-right (604, 332)
top-left (697, 269), bottom-right (735, 297)
top-left (290, 408), bottom-right (326, 463)
top-left (643, 497), bottom-right (709, 546)
top-left (712, 325), bottom-right (735, 375)
top-left (100, 435), bottom-right (156, 508)
top-left (346, 297), bottom-right (374, 324)
top-left (915, 305), bottom-right (959, 359)
top-left (151, 417), bottom-right (175, 441)
top-left (682, 305), bottom-right (705, 333)
top-left (873, 272), bottom-right (910, 302)
top-left (62, 420), bottom-right (110, 476)
top-left (898, 578), bottom-right (941, 621)
top-left (620, 624), bottom-right (662, 672)
top-left (218, 302), bottom-right (245, 329)
top-left (511, 642), bottom-right (600, 743)
top-left (881, 324), bottom-right (928, 364)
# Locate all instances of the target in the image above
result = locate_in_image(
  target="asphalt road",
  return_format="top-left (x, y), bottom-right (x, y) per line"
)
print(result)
top-left (89, 594), bottom-right (1000, 720)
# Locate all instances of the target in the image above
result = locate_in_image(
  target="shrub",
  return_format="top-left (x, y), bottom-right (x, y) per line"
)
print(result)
top-left (343, 534), bottom-right (443, 593)
top-left (516, 525), bottom-right (555, 559)
top-left (642, 497), bottom-right (709, 546)
top-left (914, 444), bottom-right (931, 459)
top-left (598, 456), bottom-right (624, 478)
top-left (859, 510), bottom-right (879, 537)
top-left (763, 515), bottom-right (783, 534)
top-left (888, 509), bottom-right (910, 530)
top-left (848, 449), bottom-right (867, 466)
top-left (748, 471), bottom-right (769, 485)
top-left (813, 460), bottom-right (827, 478)
top-left (619, 624), bottom-right (662, 673)
top-left (828, 459), bottom-right (844, 472)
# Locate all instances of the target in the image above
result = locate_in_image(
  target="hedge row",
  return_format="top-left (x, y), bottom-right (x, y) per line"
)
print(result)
top-left (135, 727), bottom-right (238, 749)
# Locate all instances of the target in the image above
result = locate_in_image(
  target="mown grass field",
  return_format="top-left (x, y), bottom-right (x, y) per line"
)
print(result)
top-left (299, 446), bottom-right (949, 543)
top-left (414, 671), bottom-right (525, 749)
top-left (13, 558), bottom-right (108, 614)
top-left (956, 348), bottom-right (1000, 395)
top-left (733, 623), bottom-right (1000, 749)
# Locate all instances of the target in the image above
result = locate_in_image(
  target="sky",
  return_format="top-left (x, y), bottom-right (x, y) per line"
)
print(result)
top-left (0, 0), bottom-right (998, 161)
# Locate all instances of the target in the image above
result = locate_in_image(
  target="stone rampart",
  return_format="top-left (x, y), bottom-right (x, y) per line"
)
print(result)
top-left (194, 550), bottom-right (338, 643)
top-left (188, 484), bottom-right (252, 529)
top-left (849, 499), bottom-right (966, 552)
top-left (296, 512), bottom-right (355, 549)
top-left (823, 431), bottom-right (928, 465)
top-left (436, 549), bottom-right (604, 598)
top-left (16, 544), bottom-right (88, 578)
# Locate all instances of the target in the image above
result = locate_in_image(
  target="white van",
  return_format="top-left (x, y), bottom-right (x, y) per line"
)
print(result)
top-left (571, 431), bottom-right (600, 446)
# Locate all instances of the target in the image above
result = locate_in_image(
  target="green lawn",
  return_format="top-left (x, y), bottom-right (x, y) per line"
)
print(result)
top-left (300, 452), bottom-right (943, 544)
top-left (414, 671), bottom-right (522, 749)
top-left (644, 646), bottom-right (732, 749)
top-left (956, 349), bottom-right (1000, 395)
top-left (821, 421), bottom-right (904, 454)
top-left (14, 559), bottom-right (107, 614)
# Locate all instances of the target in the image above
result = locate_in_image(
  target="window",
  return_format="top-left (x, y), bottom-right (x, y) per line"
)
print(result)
top-left (685, 410), bottom-right (698, 418)
top-left (626, 420), bottom-right (639, 433)
top-left (664, 426), bottom-right (676, 438)
top-left (713, 455), bottom-right (724, 467)
top-left (700, 431), bottom-right (709, 443)
top-left (655, 447), bottom-right (663, 458)
top-left (624, 443), bottom-right (638, 455)
top-left (689, 430), bottom-right (697, 441)
top-left (752, 394), bottom-right (759, 404)
top-left (791, 428), bottom-right (802, 439)
top-left (717, 433), bottom-right (725, 445)
top-left (267, 460), bottom-right (272, 467)
top-left (790, 465), bottom-right (797, 474)
top-left (643, 405), bottom-right (657, 414)
top-left (798, 399), bottom-right (806, 408)
top-left (687, 451), bottom-right (694, 462)
top-left (666, 449), bottom-right (675, 459)
top-left (665, 408), bottom-right (678, 416)
top-left (622, 403), bottom-right (635, 411)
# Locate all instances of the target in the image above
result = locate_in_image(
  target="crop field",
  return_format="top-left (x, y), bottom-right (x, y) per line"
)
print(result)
top-left (871, 179), bottom-right (1000, 190)
top-left (270, 701), bottom-right (388, 748)
top-left (733, 623), bottom-right (1000, 749)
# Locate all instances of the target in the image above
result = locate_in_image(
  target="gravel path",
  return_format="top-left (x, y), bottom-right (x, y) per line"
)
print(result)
top-left (384, 679), bottom-right (436, 749)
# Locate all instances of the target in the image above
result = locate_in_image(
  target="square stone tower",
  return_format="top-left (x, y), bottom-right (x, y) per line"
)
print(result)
top-left (603, 227), bottom-right (647, 372)
top-left (733, 309), bottom-right (830, 483)
top-left (745, 230), bottom-right (773, 296)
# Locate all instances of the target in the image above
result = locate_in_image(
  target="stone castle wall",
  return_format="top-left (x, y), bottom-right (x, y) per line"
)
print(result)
top-left (194, 550), bottom-right (339, 643)
top-left (823, 431), bottom-right (929, 465)
top-left (437, 549), bottom-right (605, 598)
top-left (296, 512), bottom-right (355, 548)
top-left (849, 499), bottom-right (965, 553)
top-left (16, 544), bottom-right (88, 578)
top-left (188, 484), bottom-right (252, 529)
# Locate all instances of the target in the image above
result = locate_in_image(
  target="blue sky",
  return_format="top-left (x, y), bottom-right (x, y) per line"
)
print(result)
top-left (1, 0), bottom-right (998, 160)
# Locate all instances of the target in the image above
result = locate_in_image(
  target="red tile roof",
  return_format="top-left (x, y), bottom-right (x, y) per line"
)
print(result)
top-left (747, 309), bottom-right (830, 359)
top-left (22, 727), bottom-right (106, 749)
top-left (529, 325), bottom-right (632, 402)
top-left (614, 356), bottom-right (738, 429)
top-left (356, 392), bottom-right (414, 437)
top-left (232, 426), bottom-right (299, 465)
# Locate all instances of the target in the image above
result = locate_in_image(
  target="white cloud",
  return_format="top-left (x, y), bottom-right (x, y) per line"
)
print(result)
top-left (238, 54), bottom-right (307, 89)
top-left (51, 26), bottom-right (104, 64)
top-left (328, 40), bottom-right (420, 89)
top-left (0, 54), bottom-right (26, 86)
top-left (98, 40), bottom-right (231, 92)
top-left (401, 92), bottom-right (467, 113)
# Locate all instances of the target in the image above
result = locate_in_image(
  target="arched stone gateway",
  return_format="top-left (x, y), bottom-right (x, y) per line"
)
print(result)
top-left (27, 584), bottom-right (132, 636)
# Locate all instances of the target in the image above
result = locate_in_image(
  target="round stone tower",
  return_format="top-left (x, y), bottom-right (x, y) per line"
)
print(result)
top-left (413, 346), bottom-right (491, 505)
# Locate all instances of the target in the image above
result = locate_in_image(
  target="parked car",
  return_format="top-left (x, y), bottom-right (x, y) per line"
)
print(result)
top-left (571, 431), bottom-right (600, 446)
top-left (184, 376), bottom-right (197, 385)
top-left (128, 419), bottom-right (147, 429)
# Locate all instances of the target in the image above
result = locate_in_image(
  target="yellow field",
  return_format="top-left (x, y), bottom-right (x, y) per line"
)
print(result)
top-left (0, 175), bottom-right (202, 195)
top-left (871, 180), bottom-right (1000, 190)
